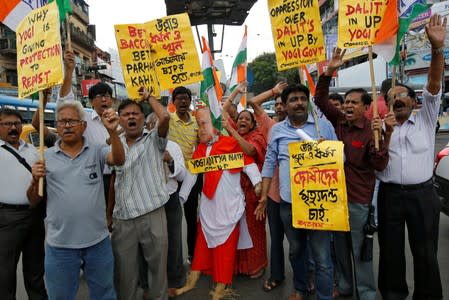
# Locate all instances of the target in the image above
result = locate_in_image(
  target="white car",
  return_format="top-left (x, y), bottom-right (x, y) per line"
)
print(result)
top-left (434, 143), bottom-right (449, 216)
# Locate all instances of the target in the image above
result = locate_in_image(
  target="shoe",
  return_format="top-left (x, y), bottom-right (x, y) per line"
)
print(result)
top-left (262, 279), bottom-right (284, 292)
top-left (287, 292), bottom-right (304, 300)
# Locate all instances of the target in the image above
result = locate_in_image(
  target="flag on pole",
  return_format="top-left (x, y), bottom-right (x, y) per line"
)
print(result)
top-left (0, 0), bottom-right (47, 31)
top-left (229, 25), bottom-right (247, 110)
top-left (302, 65), bottom-right (316, 98)
top-left (48, 0), bottom-right (72, 22)
top-left (374, 0), bottom-right (430, 65)
top-left (200, 36), bottom-right (223, 130)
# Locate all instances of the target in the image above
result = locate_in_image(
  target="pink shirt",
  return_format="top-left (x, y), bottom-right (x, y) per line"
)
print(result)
top-left (365, 95), bottom-right (389, 120)
top-left (255, 112), bottom-right (281, 203)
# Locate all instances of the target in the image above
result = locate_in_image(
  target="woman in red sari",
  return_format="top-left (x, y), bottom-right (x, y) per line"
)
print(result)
top-left (223, 109), bottom-right (268, 278)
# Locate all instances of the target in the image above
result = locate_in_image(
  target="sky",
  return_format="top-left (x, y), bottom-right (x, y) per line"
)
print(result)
top-left (86, 0), bottom-right (276, 77)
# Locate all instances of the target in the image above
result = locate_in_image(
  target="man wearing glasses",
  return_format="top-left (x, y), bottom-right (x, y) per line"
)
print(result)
top-left (28, 100), bottom-right (125, 299)
top-left (376, 14), bottom-right (446, 300)
top-left (0, 108), bottom-right (47, 300)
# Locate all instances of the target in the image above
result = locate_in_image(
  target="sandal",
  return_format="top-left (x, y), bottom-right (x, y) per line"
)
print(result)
top-left (262, 279), bottom-right (284, 292)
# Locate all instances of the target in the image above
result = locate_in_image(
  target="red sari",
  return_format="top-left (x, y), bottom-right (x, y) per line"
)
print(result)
top-left (234, 128), bottom-right (268, 276)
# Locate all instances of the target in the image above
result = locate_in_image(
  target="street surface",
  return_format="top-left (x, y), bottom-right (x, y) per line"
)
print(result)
top-left (16, 132), bottom-right (449, 299)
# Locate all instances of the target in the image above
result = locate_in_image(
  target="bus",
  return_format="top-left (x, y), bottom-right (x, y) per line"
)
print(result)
top-left (0, 95), bottom-right (57, 126)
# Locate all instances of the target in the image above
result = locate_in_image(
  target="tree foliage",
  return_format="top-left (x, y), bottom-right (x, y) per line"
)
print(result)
top-left (248, 52), bottom-right (300, 94)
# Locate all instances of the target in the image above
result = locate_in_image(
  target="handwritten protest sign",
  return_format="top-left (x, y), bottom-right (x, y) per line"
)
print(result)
top-left (115, 24), bottom-right (160, 100)
top-left (146, 13), bottom-right (203, 90)
top-left (267, 0), bottom-right (325, 71)
top-left (188, 152), bottom-right (244, 174)
top-left (337, 0), bottom-right (388, 48)
top-left (16, 2), bottom-right (63, 99)
top-left (289, 140), bottom-right (349, 231)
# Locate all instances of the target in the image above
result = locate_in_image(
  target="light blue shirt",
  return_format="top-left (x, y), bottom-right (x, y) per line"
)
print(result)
top-left (262, 113), bottom-right (337, 203)
top-left (45, 140), bottom-right (110, 248)
top-left (377, 87), bottom-right (441, 184)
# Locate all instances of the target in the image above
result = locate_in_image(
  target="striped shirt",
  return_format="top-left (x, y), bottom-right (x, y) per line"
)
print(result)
top-left (113, 129), bottom-right (169, 220)
top-left (168, 112), bottom-right (198, 163)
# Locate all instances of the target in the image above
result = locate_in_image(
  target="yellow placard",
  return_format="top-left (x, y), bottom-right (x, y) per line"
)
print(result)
top-left (145, 13), bottom-right (203, 90)
top-left (16, 2), bottom-right (63, 99)
top-left (289, 140), bottom-right (349, 231)
top-left (188, 152), bottom-right (244, 174)
top-left (268, 0), bottom-right (325, 71)
top-left (337, 0), bottom-right (388, 49)
top-left (115, 24), bottom-right (160, 100)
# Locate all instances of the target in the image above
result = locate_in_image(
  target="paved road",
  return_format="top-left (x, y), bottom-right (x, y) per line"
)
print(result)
top-left (16, 132), bottom-right (449, 299)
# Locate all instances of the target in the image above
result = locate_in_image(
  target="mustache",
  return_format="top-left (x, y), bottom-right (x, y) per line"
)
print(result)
top-left (62, 129), bottom-right (74, 134)
top-left (8, 130), bottom-right (19, 136)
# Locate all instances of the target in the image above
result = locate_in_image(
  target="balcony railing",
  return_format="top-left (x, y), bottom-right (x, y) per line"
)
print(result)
top-left (70, 25), bottom-right (95, 51)
top-left (0, 38), bottom-right (17, 55)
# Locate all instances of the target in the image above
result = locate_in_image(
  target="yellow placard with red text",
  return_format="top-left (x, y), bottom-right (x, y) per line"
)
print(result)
top-left (337, 0), bottom-right (388, 48)
top-left (188, 153), bottom-right (244, 174)
top-left (16, 1), bottom-right (63, 99)
top-left (145, 13), bottom-right (203, 90)
top-left (289, 140), bottom-right (349, 231)
top-left (115, 23), bottom-right (160, 100)
top-left (268, 0), bottom-right (325, 71)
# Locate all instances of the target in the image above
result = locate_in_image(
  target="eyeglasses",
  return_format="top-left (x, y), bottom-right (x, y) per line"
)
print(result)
top-left (94, 94), bottom-right (111, 100)
top-left (120, 112), bottom-right (142, 118)
top-left (392, 92), bottom-right (409, 100)
top-left (56, 119), bottom-right (83, 127)
top-left (0, 121), bottom-right (22, 128)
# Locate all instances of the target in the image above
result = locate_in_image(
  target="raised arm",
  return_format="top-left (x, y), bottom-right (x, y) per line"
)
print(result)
top-left (223, 82), bottom-right (247, 113)
top-left (141, 88), bottom-right (170, 137)
top-left (249, 81), bottom-right (287, 116)
top-left (59, 50), bottom-right (76, 98)
top-left (102, 108), bottom-right (125, 166)
top-left (426, 14), bottom-right (447, 95)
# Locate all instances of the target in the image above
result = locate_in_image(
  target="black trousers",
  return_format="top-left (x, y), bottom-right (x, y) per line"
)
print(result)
top-left (377, 181), bottom-right (442, 300)
top-left (0, 204), bottom-right (47, 300)
top-left (181, 174), bottom-right (202, 259)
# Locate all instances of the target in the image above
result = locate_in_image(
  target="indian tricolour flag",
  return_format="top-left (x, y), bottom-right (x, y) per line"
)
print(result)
top-left (200, 36), bottom-right (223, 130)
top-left (0, 0), bottom-right (48, 31)
top-left (229, 25), bottom-right (247, 110)
top-left (374, 0), bottom-right (431, 65)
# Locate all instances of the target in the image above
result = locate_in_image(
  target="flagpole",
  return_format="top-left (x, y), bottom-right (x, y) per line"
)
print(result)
top-left (368, 46), bottom-right (379, 151)
top-left (299, 66), bottom-right (321, 138)
top-left (38, 91), bottom-right (45, 197)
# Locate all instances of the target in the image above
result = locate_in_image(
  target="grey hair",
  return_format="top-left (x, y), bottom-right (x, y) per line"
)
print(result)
top-left (56, 100), bottom-right (86, 121)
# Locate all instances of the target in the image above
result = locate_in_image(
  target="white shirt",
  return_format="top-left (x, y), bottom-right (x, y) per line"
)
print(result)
top-left (165, 140), bottom-right (186, 195)
top-left (377, 87), bottom-right (441, 184)
top-left (0, 139), bottom-right (38, 205)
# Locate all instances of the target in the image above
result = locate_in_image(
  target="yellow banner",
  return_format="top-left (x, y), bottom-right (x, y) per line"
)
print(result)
top-left (337, 0), bottom-right (388, 49)
top-left (16, 2), bottom-right (63, 99)
top-left (268, 0), bottom-right (325, 71)
top-left (145, 13), bottom-right (203, 90)
top-left (289, 140), bottom-right (349, 231)
top-left (188, 152), bottom-right (244, 174)
top-left (115, 24), bottom-right (160, 100)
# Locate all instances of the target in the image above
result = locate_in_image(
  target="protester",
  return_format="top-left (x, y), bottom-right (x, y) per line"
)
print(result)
top-left (58, 50), bottom-right (116, 202)
top-left (110, 92), bottom-right (170, 300)
top-left (168, 86), bottom-right (200, 263)
top-left (377, 14), bottom-right (446, 300)
top-left (174, 107), bottom-right (262, 300)
top-left (365, 78), bottom-right (394, 120)
top-left (314, 47), bottom-right (392, 299)
top-left (144, 112), bottom-right (186, 297)
top-left (261, 84), bottom-right (338, 300)
top-left (28, 100), bottom-right (125, 300)
top-left (328, 93), bottom-right (344, 113)
top-left (0, 108), bottom-right (47, 300)
top-left (247, 81), bottom-right (288, 291)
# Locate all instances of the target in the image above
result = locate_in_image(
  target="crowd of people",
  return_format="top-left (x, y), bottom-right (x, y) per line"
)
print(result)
top-left (0, 13), bottom-right (446, 300)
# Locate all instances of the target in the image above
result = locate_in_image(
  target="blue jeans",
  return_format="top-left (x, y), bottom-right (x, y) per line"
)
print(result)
top-left (280, 201), bottom-right (333, 300)
top-left (45, 237), bottom-right (116, 300)
top-left (267, 197), bottom-right (285, 282)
